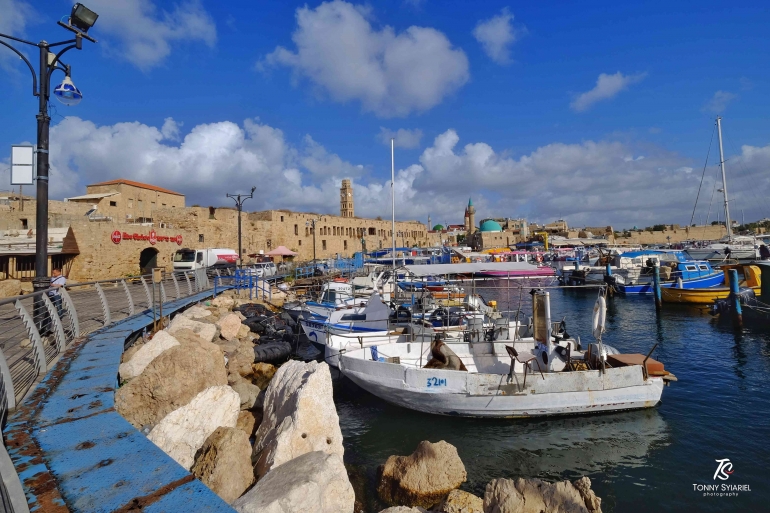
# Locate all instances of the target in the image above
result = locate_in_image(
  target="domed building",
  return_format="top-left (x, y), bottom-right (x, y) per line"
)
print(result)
top-left (479, 219), bottom-right (503, 232)
top-left (432, 224), bottom-right (445, 231)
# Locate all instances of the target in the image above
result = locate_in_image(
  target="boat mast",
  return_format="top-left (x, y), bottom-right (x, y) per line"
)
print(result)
top-left (391, 138), bottom-right (396, 271)
top-left (716, 116), bottom-right (732, 239)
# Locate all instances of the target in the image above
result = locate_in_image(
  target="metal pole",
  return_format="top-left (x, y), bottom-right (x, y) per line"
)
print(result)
top-left (652, 265), bottom-right (662, 311)
top-left (237, 199), bottom-right (242, 269)
top-left (728, 268), bottom-right (742, 329)
top-left (391, 138), bottom-right (396, 271)
top-left (716, 116), bottom-right (732, 239)
top-left (33, 42), bottom-right (51, 297)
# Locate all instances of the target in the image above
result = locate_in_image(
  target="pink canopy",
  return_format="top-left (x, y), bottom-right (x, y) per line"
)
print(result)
top-left (265, 245), bottom-right (298, 257)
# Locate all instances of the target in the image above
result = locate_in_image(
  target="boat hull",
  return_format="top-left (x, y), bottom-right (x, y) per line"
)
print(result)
top-left (476, 268), bottom-right (556, 278)
top-left (661, 285), bottom-right (761, 304)
top-left (340, 352), bottom-right (664, 418)
top-left (616, 272), bottom-right (724, 295)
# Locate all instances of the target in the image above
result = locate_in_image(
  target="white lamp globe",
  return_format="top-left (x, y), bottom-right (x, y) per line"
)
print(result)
top-left (54, 76), bottom-right (83, 106)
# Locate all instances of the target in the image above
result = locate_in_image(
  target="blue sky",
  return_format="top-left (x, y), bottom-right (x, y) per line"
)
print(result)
top-left (1, 0), bottom-right (769, 228)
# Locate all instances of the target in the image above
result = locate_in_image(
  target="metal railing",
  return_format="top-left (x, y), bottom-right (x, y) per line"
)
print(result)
top-left (0, 269), bottom-right (210, 424)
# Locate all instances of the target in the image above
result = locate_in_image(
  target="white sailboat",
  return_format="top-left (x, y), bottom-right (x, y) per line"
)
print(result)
top-left (687, 117), bottom-right (758, 260)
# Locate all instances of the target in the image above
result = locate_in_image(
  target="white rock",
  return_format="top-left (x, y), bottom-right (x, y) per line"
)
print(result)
top-left (253, 361), bottom-right (344, 479)
top-left (181, 305), bottom-right (212, 319)
top-left (217, 313), bottom-right (242, 341)
top-left (168, 315), bottom-right (217, 343)
top-left (147, 386), bottom-right (240, 470)
top-left (232, 451), bottom-right (354, 513)
top-left (118, 331), bottom-right (180, 381)
top-left (212, 296), bottom-right (235, 309)
top-left (234, 311), bottom-right (247, 321)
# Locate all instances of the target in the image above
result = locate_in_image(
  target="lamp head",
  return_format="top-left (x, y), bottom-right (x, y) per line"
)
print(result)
top-left (251, 186), bottom-right (256, 194)
top-left (53, 75), bottom-right (82, 106)
top-left (70, 3), bottom-right (98, 33)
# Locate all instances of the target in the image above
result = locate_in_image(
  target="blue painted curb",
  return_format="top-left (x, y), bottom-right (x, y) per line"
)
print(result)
top-left (4, 291), bottom-right (238, 512)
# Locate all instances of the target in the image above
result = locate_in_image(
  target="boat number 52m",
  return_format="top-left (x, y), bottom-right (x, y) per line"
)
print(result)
top-left (426, 377), bottom-right (447, 387)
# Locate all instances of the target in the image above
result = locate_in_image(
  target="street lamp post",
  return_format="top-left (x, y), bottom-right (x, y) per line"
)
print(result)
top-left (1, 4), bottom-right (98, 300)
top-left (226, 187), bottom-right (256, 268)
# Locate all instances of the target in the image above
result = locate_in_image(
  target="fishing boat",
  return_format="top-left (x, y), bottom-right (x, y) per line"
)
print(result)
top-left (284, 281), bottom-right (361, 321)
top-left (613, 259), bottom-right (723, 294)
top-left (299, 293), bottom-right (390, 349)
top-left (660, 264), bottom-right (762, 304)
top-left (338, 290), bottom-right (675, 418)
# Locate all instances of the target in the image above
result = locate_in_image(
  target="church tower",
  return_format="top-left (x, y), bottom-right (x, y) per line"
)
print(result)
top-left (340, 179), bottom-right (354, 218)
top-left (466, 198), bottom-right (476, 234)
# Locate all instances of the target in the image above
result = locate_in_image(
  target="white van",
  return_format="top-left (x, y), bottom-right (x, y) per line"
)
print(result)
top-left (173, 248), bottom-right (238, 271)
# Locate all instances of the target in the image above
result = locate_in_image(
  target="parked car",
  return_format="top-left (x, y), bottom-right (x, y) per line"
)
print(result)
top-left (246, 262), bottom-right (277, 277)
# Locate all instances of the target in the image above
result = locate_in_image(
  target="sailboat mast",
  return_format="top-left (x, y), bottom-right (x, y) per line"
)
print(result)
top-left (716, 116), bottom-right (732, 239)
top-left (391, 138), bottom-right (396, 270)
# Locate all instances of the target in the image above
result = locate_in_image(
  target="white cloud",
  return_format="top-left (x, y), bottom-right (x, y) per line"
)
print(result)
top-left (378, 127), bottom-right (423, 148)
top-left (0, 0), bottom-right (35, 72)
top-left (703, 90), bottom-right (737, 113)
top-left (570, 72), bottom-right (647, 112)
top-left (261, 0), bottom-right (469, 117)
top-left (45, 116), bottom-right (770, 228)
top-left (160, 118), bottom-right (182, 141)
top-left (473, 8), bottom-right (517, 65)
top-left (79, 0), bottom-right (216, 70)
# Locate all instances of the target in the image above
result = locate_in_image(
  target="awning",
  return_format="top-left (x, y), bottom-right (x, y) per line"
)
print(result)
top-left (405, 262), bottom-right (540, 276)
top-left (65, 191), bottom-right (119, 201)
top-left (265, 245), bottom-right (298, 256)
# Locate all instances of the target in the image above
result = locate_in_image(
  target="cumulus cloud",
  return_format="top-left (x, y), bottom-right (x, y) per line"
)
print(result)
top-left (473, 8), bottom-right (517, 64)
top-left (570, 72), bottom-right (646, 112)
top-left (260, 0), bottom-right (469, 117)
top-left (378, 127), bottom-right (423, 148)
top-left (0, 0), bottom-right (35, 72)
top-left (703, 90), bottom-right (737, 113)
top-left (80, 0), bottom-right (216, 70)
top-left (44, 116), bottom-right (770, 227)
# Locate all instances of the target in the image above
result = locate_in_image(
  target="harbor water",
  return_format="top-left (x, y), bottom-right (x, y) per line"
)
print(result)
top-left (327, 280), bottom-right (769, 511)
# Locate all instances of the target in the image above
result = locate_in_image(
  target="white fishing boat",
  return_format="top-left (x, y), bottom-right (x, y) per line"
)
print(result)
top-left (284, 281), bottom-right (362, 322)
top-left (339, 290), bottom-right (676, 418)
top-left (300, 293), bottom-right (391, 350)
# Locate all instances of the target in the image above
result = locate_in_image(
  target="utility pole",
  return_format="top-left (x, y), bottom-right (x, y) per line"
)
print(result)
top-left (226, 187), bottom-right (256, 268)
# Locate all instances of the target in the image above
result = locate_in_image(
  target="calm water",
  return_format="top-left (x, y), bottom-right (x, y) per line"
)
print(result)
top-left (325, 280), bottom-right (770, 512)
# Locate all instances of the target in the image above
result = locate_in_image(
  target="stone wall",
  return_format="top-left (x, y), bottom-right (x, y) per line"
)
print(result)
top-left (612, 224), bottom-right (728, 244)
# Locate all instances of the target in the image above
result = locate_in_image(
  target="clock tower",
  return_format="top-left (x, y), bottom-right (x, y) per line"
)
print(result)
top-left (340, 179), bottom-right (354, 218)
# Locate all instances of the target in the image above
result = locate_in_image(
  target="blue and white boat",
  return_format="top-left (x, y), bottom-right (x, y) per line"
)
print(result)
top-left (614, 259), bottom-right (723, 294)
top-left (299, 293), bottom-right (391, 349)
top-left (284, 281), bottom-right (364, 322)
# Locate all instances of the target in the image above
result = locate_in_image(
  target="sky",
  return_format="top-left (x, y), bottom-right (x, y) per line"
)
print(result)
top-left (1, 0), bottom-right (769, 229)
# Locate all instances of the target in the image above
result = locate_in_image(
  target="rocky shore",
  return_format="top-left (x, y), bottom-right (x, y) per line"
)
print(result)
top-left (115, 290), bottom-right (603, 512)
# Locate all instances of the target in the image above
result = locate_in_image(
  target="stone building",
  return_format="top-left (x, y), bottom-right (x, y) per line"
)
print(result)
top-left (0, 179), bottom-right (432, 282)
top-left (66, 179), bottom-right (185, 223)
top-left (340, 179), bottom-right (354, 218)
top-left (463, 198), bottom-right (476, 235)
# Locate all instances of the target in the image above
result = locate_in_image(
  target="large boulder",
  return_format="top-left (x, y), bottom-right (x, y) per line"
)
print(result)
top-left (378, 508), bottom-right (428, 513)
top-left (0, 279), bottom-right (22, 298)
top-left (118, 331), bottom-right (179, 381)
top-left (147, 386), bottom-right (240, 470)
top-left (437, 489), bottom-right (483, 513)
top-left (250, 362), bottom-right (277, 389)
top-left (191, 426), bottom-right (254, 503)
top-left (115, 338), bottom-right (227, 428)
top-left (231, 379), bottom-right (262, 410)
top-left (232, 451), bottom-right (354, 513)
top-left (483, 477), bottom-right (602, 513)
top-left (236, 410), bottom-right (262, 438)
top-left (218, 313), bottom-right (243, 341)
top-left (212, 295), bottom-right (235, 309)
top-left (377, 440), bottom-right (466, 509)
top-left (252, 361), bottom-right (344, 479)
top-left (168, 315), bottom-right (218, 343)
top-left (181, 305), bottom-right (212, 319)
top-left (229, 339), bottom-right (258, 377)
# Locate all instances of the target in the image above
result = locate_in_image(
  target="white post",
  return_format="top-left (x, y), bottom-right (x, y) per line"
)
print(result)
top-left (716, 116), bottom-right (732, 239)
top-left (391, 138), bottom-right (396, 271)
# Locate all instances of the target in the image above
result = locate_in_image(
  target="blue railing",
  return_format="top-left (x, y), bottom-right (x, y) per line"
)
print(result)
top-left (293, 254), bottom-right (364, 280)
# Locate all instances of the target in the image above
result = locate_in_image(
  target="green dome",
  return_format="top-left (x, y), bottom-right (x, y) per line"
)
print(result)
top-left (432, 224), bottom-right (445, 231)
top-left (479, 220), bottom-right (503, 232)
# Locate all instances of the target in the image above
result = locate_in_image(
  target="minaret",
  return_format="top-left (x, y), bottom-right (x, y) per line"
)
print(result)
top-left (340, 179), bottom-right (354, 218)
top-left (428, 215), bottom-right (432, 230)
top-left (466, 198), bottom-right (475, 234)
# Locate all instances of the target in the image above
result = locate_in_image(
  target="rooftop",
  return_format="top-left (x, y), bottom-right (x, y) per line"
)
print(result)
top-left (87, 179), bottom-right (184, 197)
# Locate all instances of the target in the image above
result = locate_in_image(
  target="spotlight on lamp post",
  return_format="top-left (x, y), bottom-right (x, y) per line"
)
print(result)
top-left (0, 4), bottom-right (97, 321)
top-left (227, 186), bottom-right (256, 269)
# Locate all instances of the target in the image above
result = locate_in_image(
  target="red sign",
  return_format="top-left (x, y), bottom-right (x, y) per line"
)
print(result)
top-left (110, 230), bottom-right (183, 245)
